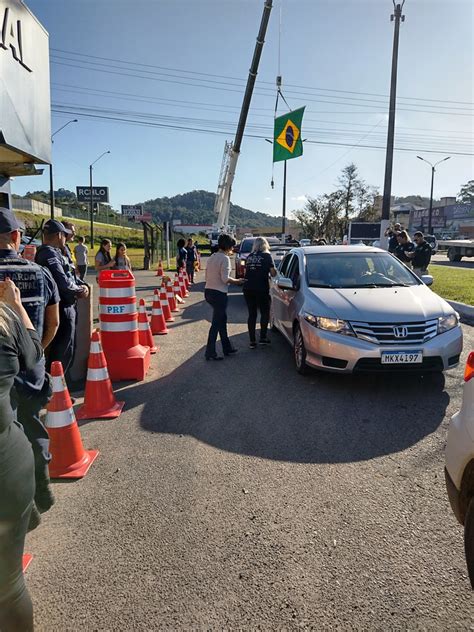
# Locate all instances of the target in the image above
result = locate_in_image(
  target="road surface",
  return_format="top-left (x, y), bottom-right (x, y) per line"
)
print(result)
top-left (27, 269), bottom-right (474, 630)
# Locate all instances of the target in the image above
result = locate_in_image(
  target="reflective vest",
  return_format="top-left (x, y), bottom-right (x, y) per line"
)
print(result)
top-left (0, 256), bottom-right (46, 339)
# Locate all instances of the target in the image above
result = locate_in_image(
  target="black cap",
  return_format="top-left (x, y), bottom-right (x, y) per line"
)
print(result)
top-left (43, 219), bottom-right (72, 235)
top-left (0, 207), bottom-right (24, 233)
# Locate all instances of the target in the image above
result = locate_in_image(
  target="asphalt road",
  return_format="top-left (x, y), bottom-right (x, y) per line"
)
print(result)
top-left (431, 253), bottom-right (474, 270)
top-left (27, 269), bottom-right (474, 630)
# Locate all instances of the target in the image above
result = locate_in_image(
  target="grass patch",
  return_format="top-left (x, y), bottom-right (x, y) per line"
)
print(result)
top-left (430, 266), bottom-right (474, 306)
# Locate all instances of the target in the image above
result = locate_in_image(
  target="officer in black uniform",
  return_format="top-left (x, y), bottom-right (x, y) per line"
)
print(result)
top-left (35, 219), bottom-right (89, 380)
top-left (407, 231), bottom-right (433, 277)
top-left (0, 207), bottom-right (60, 514)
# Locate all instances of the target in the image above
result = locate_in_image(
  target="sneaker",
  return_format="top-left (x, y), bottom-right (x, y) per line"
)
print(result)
top-left (249, 342), bottom-right (257, 349)
top-left (259, 338), bottom-right (271, 345)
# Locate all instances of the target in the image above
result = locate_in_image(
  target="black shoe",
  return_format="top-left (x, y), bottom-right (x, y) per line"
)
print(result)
top-left (205, 354), bottom-right (224, 361)
top-left (259, 338), bottom-right (271, 345)
top-left (35, 479), bottom-right (55, 514)
top-left (27, 503), bottom-right (41, 533)
top-left (224, 348), bottom-right (238, 356)
top-left (249, 342), bottom-right (257, 349)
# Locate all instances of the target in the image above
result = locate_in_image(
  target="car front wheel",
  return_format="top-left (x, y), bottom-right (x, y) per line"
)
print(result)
top-left (464, 496), bottom-right (474, 588)
top-left (294, 324), bottom-right (309, 375)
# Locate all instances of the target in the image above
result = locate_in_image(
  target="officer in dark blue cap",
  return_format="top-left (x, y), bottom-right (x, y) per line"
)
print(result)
top-left (0, 207), bottom-right (60, 515)
top-left (35, 219), bottom-right (89, 380)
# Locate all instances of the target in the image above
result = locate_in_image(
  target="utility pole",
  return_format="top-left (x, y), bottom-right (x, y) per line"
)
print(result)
top-left (416, 155), bottom-right (451, 234)
top-left (88, 150), bottom-right (110, 248)
top-left (50, 119), bottom-right (77, 219)
top-left (380, 1), bottom-right (405, 246)
top-left (282, 161), bottom-right (287, 241)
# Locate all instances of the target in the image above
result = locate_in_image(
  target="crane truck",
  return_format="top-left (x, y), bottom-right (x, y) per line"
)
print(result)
top-left (207, 0), bottom-right (273, 251)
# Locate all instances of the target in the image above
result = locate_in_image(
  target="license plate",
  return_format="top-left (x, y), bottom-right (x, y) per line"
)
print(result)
top-left (381, 350), bottom-right (423, 364)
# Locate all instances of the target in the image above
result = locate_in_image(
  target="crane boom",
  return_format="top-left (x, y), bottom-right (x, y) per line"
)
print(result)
top-left (210, 0), bottom-right (273, 242)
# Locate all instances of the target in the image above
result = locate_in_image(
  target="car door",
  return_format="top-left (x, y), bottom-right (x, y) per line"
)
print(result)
top-left (280, 254), bottom-right (301, 337)
top-left (272, 253), bottom-right (293, 331)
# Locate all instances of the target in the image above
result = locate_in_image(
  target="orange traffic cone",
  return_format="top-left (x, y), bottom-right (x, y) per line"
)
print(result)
top-left (174, 274), bottom-right (186, 301)
top-left (45, 362), bottom-right (99, 479)
top-left (168, 279), bottom-right (180, 310)
top-left (76, 330), bottom-right (125, 420)
top-left (156, 260), bottom-right (164, 277)
top-left (138, 299), bottom-right (157, 353)
top-left (183, 269), bottom-right (191, 289)
top-left (22, 554), bottom-right (33, 572)
top-left (159, 287), bottom-right (173, 322)
top-left (179, 269), bottom-right (190, 296)
top-left (151, 293), bottom-right (169, 335)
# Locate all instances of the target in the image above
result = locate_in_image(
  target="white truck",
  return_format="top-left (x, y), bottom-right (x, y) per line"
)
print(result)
top-left (438, 239), bottom-right (474, 262)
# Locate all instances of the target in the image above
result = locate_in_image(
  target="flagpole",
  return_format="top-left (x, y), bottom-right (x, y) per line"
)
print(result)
top-left (281, 160), bottom-right (287, 243)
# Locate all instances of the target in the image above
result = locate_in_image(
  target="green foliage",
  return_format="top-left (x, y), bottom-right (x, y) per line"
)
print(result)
top-left (457, 180), bottom-right (474, 204)
top-left (140, 190), bottom-right (280, 228)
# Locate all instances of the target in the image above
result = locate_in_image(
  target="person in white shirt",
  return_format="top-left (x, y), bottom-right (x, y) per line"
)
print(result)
top-left (204, 234), bottom-right (244, 360)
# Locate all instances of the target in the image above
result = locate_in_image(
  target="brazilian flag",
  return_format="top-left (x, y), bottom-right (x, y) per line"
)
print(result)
top-left (273, 107), bottom-right (305, 163)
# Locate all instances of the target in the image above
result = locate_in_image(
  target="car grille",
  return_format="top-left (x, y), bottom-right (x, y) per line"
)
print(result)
top-left (349, 319), bottom-right (438, 346)
top-left (354, 356), bottom-right (444, 372)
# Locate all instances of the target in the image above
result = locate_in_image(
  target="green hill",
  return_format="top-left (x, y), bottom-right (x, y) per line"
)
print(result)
top-left (140, 190), bottom-right (280, 228)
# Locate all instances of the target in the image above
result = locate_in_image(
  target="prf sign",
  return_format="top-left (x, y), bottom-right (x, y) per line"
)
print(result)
top-left (1, 3), bottom-right (32, 71)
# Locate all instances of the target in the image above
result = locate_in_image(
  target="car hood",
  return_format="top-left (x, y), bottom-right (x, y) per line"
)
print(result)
top-left (307, 285), bottom-right (454, 322)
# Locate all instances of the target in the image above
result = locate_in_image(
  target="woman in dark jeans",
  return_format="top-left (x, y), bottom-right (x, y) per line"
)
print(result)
top-left (0, 278), bottom-right (43, 631)
top-left (204, 234), bottom-right (244, 360)
top-left (243, 237), bottom-right (277, 348)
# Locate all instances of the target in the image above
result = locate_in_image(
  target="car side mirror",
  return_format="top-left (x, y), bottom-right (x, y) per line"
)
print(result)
top-left (421, 274), bottom-right (433, 286)
top-left (278, 277), bottom-right (295, 290)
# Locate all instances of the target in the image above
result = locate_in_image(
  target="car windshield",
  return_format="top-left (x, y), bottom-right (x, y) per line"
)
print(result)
top-left (239, 239), bottom-right (254, 253)
top-left (305, 252), bottom-right (420, 288)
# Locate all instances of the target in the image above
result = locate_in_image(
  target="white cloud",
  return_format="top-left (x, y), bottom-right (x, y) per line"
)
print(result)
top-left (264, 197), bottom-right (271, 201)
top-left (291, 195), bottom-right (307, 202)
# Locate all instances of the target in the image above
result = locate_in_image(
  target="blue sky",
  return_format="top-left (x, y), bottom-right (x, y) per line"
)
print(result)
top-left (13, 0), bottom-right (473, 217)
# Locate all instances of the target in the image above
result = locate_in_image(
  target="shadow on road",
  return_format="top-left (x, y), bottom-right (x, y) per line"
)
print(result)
top-left (125, 336), bottom-right (449, 465)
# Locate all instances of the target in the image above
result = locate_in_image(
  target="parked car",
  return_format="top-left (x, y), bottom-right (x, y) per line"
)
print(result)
top-left (299, 238), bottom-right (311, 247)
top-left (270, 246), bottom-right (463, 374)
top-left (235, 236), bottom-right (281, 278)
top-left (425, 234), bottom-right (438, 255)
top-left (445, 351), bottom-right (474, 587)
top-left (269, 244), bottom-right (293, 270)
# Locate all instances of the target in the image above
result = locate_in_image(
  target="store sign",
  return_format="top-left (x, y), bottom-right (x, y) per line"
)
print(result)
top-left (121, 204), bottom-right (144, 218)
top-left (0, 0), bottom-right (51, 166)
top-left (76, 186), bottom-right (109, 203)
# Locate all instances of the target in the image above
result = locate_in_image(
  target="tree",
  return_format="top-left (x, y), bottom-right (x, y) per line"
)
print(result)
top-left (458, 180), bottom-right (474, 204)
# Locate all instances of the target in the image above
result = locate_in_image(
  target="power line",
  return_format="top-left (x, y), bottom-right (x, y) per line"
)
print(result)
top-left (50, 47), bottom-right (474, 107)
top-left (51, 105), bottom-right (474, 156)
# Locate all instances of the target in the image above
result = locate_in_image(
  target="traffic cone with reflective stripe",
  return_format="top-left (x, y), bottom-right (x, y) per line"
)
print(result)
top-left (138, 299), bottom-right (157, 353)
top-left (45, 362), bottom-right (99, 479)
top-left (169, 278), bottom-right (181, 308)
top-left (183, 269), bottom-right (191, 290)
top-left (174, 274), bottom-right (186, 301)
top-left (156, 260), bottom-right (164, 277)
top-left (166, 279), bottom-right (178, 312)
top-left (76, 331), bottom-right (125, 420)
top-left (151, 292), bottom-right (169, 335)
top-left (159, 287), bottom-right (173, 322)
top-left (22, 554), bottom-right (33, 572)
top-left (178, 271), bottom-right (189, 297)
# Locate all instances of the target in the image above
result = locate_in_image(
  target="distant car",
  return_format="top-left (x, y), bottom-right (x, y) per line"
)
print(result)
top-left (270, 245), bottom-right (463, 374)
top-left (235, 236), bottom-right (281, 278)
top-left (269, 244), bottom-right (293, 270)
top-left (424, 234), bottom-right (438, 255)
top-left (299, 239), bottom-right (311, 247)
top-left (445, 351), bottom-right (474, 588)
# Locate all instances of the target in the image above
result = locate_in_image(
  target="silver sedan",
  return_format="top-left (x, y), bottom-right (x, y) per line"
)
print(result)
top-left (270, 246), bottom-right (463, 374)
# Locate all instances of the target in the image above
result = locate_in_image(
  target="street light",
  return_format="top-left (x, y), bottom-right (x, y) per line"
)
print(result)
top-left (416, 155), bottom-right (451, 234)
top-left (50, 119), bottom-right (78, 219)
top-left (89, 150), bottom-right (110, 248)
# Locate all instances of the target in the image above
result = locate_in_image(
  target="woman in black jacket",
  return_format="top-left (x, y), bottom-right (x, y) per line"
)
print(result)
top-left (0, 278), bottom-right (43, 631)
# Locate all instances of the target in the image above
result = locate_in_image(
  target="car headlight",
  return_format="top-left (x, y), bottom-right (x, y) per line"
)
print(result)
top-left (438, 313), bottom-right (459, 334)
top-left (304, 313), bottom-right (354, 335)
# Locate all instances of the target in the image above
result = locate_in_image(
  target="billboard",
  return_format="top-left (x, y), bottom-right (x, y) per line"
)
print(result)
top-left (0, 0), bottom-right (51, 172)
top-left (76, 186), bottom-right (109, 203)
top-left (410, 203), bottom-right (474, 236)
top-left (121, 204), bottom-right (143, 218)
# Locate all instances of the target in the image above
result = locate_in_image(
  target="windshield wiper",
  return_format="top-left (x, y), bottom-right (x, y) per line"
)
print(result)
top-left (309, 283), bottom-right (334, 288)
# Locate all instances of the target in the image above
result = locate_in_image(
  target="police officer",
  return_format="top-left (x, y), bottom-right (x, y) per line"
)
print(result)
top-left (384, 223), bottom-right (401, 253)
top-left (406, 231), bottom-right (433, 277)
top-left (0, 207), bottom-right (60, 514)
top-left (394, 230), bottom-right (415, 265)
top-left (35, 219), bottom-right (89, 379)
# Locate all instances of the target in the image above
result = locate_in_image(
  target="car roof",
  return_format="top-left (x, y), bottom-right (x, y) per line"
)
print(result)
top-left (296, 245), bottom-right (386, 254)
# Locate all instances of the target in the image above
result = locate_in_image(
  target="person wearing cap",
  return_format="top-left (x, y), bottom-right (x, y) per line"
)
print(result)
top-left (0, 207), bottom-right (60, 516)
top-left (35, 219), bottom-right (89, 379)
